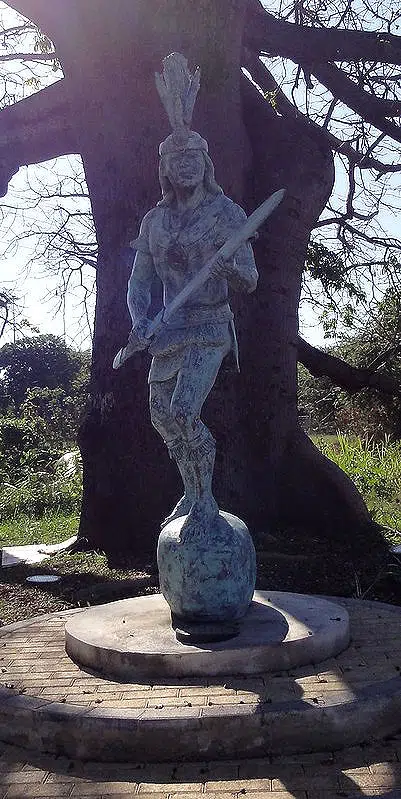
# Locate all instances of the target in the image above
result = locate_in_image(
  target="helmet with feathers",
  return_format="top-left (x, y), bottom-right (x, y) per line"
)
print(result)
top-left (156, 53), bottom-right (222, 204)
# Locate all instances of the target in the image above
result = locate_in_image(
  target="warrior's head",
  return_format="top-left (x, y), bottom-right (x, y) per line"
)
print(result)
top-left (156, 53), bottom-right (223, 206)
top-left (158, 131), bottom-right (222, 206)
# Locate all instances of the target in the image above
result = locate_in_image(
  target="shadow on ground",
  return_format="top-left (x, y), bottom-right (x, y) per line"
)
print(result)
top-left (0, 735), bottom-right (400, 798)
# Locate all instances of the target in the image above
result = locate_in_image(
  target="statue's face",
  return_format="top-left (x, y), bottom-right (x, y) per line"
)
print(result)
top-left (165, 149), bottom-right (205, 189)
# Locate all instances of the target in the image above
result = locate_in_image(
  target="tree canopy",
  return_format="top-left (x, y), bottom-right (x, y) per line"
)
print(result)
top-left (0, 333), bottom-right (88, 408)
top-left (299, 288), bottom-right (401, 438)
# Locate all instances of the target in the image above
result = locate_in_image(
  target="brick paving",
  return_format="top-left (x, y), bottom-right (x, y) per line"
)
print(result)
top-left (0, 735), bottom-right (399, 798)
top-left (0, 599), bottom-right (400, 796)
top-left (0, 600), bottom-right (400, 710)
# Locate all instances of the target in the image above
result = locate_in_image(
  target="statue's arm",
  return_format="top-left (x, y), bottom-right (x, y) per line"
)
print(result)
top-left (128, 247), bottom-right (152, 305)
top-left (213, 202), bottom-right (259, 293)
top-left (127, 213), bottom-right (156, 338)
top-left (127, 251), bottom-right (155, 338)
top-left (212, 203), bottom-right (259, 294)
top-left (230, 240), bottom-right (259, 294)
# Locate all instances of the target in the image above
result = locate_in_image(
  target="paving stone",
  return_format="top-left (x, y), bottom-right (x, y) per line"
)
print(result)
top-left (4, 786), bottom-right (73, 798)
top-left (118, 794), bottom-right (167, 799)
top-left (251, 794), bottom-right (306, 799)
top-left (43, 774), bottom-right (77, 784)
top-left (205, 779), bottom-right (272, 791)
top-left (19, 767), bottom-right (48, 779)
top-left (70, 782), bottom-right (137, 795)
top-left (241, 765), bottom-right (304, 782)
top-left (170, 765), bottom-right (234, 783)
top-left (339, 770), bottom-right (397, 788)
top-left (92, 692), bottom-right (123, 701)
top-left (146, 696), bottom-right (203, 708)
top-left (331, 746), bottom-right (371, 767)
top-left (363, 744), bottom-right (400, 763)
top-left (276, 774), bottom-right (341, 791)
top-left (307, 793), bottom-right (364, 799)
top-left (126, 764), bottom-right (177, 782)
top-left (0, 599), bottom-right (401, 769)
top-left (119, 794), bottom-right (167, 799)
top-left (368, 761), bottom-right (401, 777)
top-left (138, 784), bottom-right (202, 793)
top-left (0, 764), bottom-right (27, 776)
top-left (0, 772), bottom-right (46, 783)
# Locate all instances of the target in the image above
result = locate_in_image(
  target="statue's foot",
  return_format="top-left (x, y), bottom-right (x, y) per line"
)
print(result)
top-left (184, 495), bottom-right (220, 527)
top-left (161, 495), bottom-right (194, 528)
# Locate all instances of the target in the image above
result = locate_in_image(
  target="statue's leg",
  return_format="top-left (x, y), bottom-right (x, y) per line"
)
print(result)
top-left (149, 378), bottom-right (196, 524)
top-left (169, 342), bottom-right (229, 517)
top-left (149, 377), bottom-right (178, 442)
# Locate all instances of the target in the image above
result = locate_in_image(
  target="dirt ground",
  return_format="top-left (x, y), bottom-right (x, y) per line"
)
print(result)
top-left (0, 525), bottom-right (400, 627)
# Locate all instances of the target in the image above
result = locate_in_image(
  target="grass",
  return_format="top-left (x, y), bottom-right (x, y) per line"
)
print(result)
top-left (0, 470), bottom-right (82, 520)
top-left (312, 433), bottom-right (401, 541)
top-left (0, 512), bottom-right (79, 548)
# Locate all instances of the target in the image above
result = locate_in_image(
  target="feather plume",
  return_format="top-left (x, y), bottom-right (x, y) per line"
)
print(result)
top-left (155, 53), bottom-right (200, 131)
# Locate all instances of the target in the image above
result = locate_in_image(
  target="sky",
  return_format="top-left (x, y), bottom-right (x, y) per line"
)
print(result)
top-left (0, 157), bottom-right (95, 350)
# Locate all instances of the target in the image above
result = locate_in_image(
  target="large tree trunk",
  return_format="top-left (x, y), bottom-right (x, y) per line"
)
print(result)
top-left (70, 0), bottom-right (253, 555)
top-left (235, 78), bottom-right (373, 543)
top-left (5, 0), bottom-right (382, 559)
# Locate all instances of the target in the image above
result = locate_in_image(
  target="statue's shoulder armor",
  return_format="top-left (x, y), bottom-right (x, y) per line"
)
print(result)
top-left (140, 206), bottom-right (163, 232)
top-left (211, 195), bottom-right (247, 244)
top-left (216, 194), bottom-right (247, 226)
top-left (133, 207), bottom-right (163, 253)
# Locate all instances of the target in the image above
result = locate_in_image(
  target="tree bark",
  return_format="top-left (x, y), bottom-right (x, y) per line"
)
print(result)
top-left (70, 0), bottom-right (253, 555)
top-left (0, 80), bottom-right (78, 195)
top-left (237, 78), bottom-right (374, 544)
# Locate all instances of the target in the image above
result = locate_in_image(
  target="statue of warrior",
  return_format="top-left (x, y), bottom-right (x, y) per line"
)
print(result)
top-left (126, 53), bottom-right (258, 527)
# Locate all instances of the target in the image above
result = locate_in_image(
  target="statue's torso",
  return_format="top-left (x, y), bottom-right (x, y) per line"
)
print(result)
top-left (134, 191), bottom-right (247, 378)
top-left (145, 192), bottom-right (246, 317)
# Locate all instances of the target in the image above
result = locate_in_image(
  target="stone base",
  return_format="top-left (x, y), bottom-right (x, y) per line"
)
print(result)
top-left (1, 598), bottom-right (401, 762)
top-left (65, 591), bottom-right (350, 680)
top-left (158, 510), bottom-right (256, 624)
top-left (172, 618), bottom-right (240, 644)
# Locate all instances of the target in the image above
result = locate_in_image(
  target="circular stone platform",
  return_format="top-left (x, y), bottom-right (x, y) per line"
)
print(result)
top-left (65, 591), bottom-right (350, 679)
top-left (0, 597), bottom-right (401, 763)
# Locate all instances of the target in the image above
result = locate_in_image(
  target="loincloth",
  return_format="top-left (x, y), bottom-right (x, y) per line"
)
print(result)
top-left (148, 320), bottom-right (238, 383)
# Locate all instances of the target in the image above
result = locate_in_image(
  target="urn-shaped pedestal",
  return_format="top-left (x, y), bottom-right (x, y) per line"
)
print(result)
top-left (157, 510), bottom-right (256, 623)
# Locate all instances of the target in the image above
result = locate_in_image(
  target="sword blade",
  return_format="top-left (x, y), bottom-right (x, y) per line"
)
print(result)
top-left (148, 188), bottom-right (285, 334)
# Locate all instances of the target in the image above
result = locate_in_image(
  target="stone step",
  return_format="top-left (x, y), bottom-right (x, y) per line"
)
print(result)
top-left (0, 598), bottom-right (400, 762)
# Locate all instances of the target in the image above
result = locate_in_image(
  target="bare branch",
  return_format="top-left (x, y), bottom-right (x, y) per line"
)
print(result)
top-left (366, 344), bottom-right (401, 371)
top-left (297, 335), bottom-right (401, 396)
top-left (245, 0), bottom-right (401, 66)
top-left (311, 62), bottom-right (401, 143)
top-left (243, 52), bottom-right (401, 174)
top-left (0, 291), bottom-right (10, 339)
top-left (342, 222), bottom-right (401, 251)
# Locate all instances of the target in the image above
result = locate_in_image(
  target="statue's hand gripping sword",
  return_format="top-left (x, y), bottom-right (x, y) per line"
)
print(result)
top-left (112, 188), bottom-right (285, 370)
